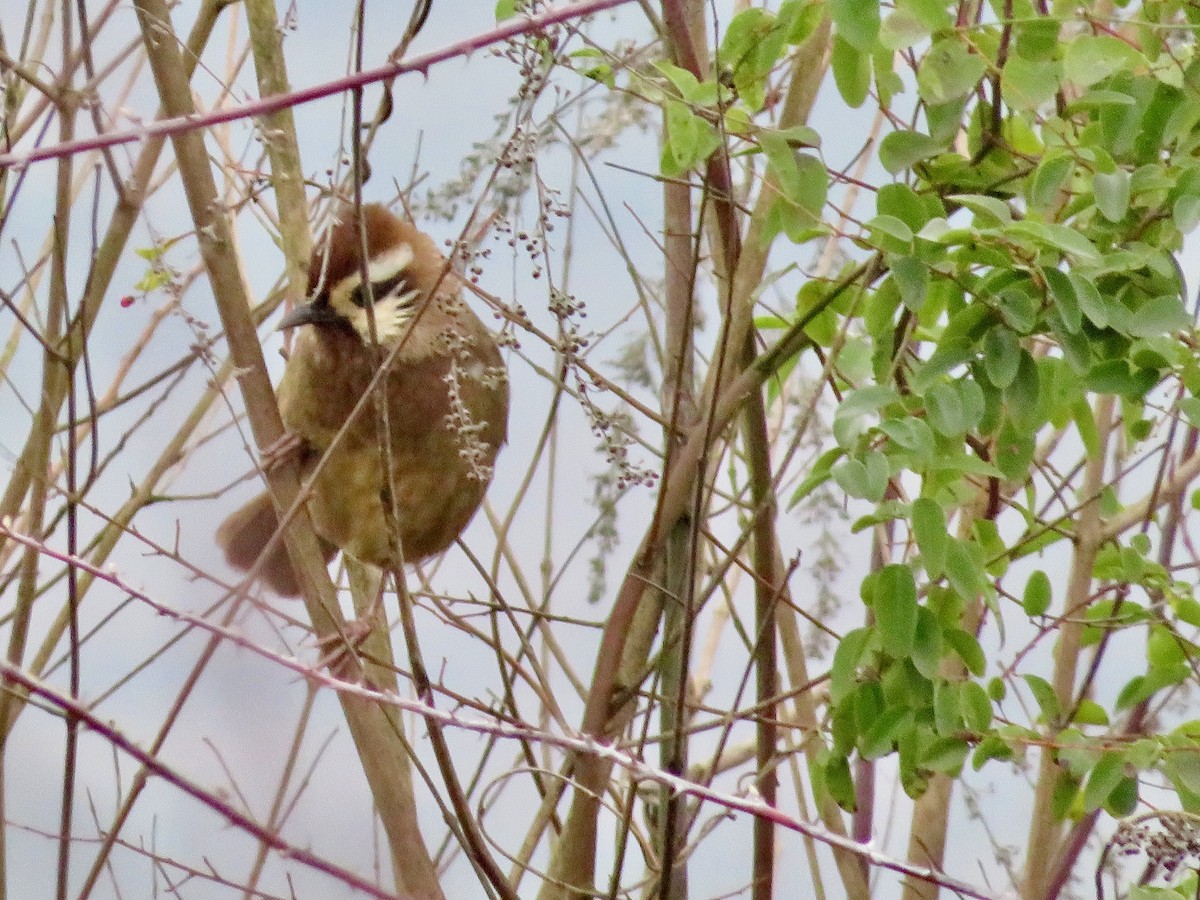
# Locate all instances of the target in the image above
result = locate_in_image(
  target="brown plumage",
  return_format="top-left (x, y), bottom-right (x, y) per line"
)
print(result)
top-left (217, 204), bottom-right (508, 596)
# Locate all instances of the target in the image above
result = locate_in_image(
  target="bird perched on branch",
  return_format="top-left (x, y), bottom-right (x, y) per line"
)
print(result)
top-left (217, 203), bottom-right (509, 596)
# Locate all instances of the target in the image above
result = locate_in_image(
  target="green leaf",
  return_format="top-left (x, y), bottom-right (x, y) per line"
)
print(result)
top-left (831, 35), bottom-right (871, 108)
top-left (945, 628), bottom-right (986, 676)
top-left (1127, 739), bottom-right (1160, 770)
top-left (833, 384), bottom-right (899, 445)
top-left (934, 681), bottom-right (961, 735)
top-left (982, 326), bottom-right (1021, 389)
top-left (1174, 195), bottom-right (1200, 234)
top-left (760, 132), bottom-right (829, 234)
top-left (973, 518), bottom-right (1006, 576)
top-left (897, 0), bottom-right (951, 32)
top-left (831, 697), bottom-right (857, 755)
top-left (1148, 624), bottom-right (1187, 668)
top-left (1005, 351), bottom-right (1041, 428)
top-left (878, 183), bottom-right (934, 231)
top-left (891, 255), bottom-right (928, 312)
top-left (926, 98), bottom-right (969, 144)
top-left (1094, 170), bottom-right (1131, 222)
top-left (662, 99), bottom-right (719, 175)
top-left (925, 382), bottom-right (966, 436)
top-left (918, 38), bottom-right (987, 104)
top-left (665, 100), bottom-right (694, 165)
top-left (1005, 221), bottom-right (1101, 263)
top-left (1064, 35), bottom-right (1145, 88)
top-left (948, 193), bottom-right (1012, 226)
top-left (997, 286), bottom-right (1037, 335)
top-left (829, 0), bottom-right (880, 51)
top-left (790, 447), bottom-right (846, 507)
top-left (824, 754), bottom-right (857, 811)
top-left (880, 416), bottom-right (936, 468)
top-left (861, 707), bottom-right (911, 758)
top-left (1073, 699), bottom-right (1110, 726)
top-left (853, 680), bottom-right (884, 735)
top-left (1183, 397), bottom-right (1200, 429)
top-left (880, 130), bottom-right (945, 174)
top-left (1166, 750), bottom-right (1200, 798)
top-left (833, 451), bottom-right (889, 502)
top-left (1069, 272), bottom-right (1108, 329)
top-left (1105, 777), bottom-right (1138, 817)
top-left (1029, 154), bottom-right (1075, 212)
top-left (720, 8), bottom-right (783, 110)
top-left (1065, 89), bottom-right (1136, 111)
top-left (774, 124), bottom-right (822, 148)
top-left (1002, 56), bottom-right (1061, 110)
top-left (1016, 16), bottom-right (1060, 60)
top-left (1116, 675), bottom-right (1150, 711)
top-left (578, 61), bottom-right (614, 88)
top-left (1054, 319), bottom-right (1093, 373)
top-left (1055, 734), bottom-right (1100, 776)
top-left (993, 417), bottom-right (1032, 482)
top-left (656, 61), bottom-right (703, 100)
top-left (495, 0), bottom-right (517, 19)
top-left (830, 627), bottom-right (873, 702)
top-left (922, 736), bottom-right (968, 775)
top-left (1023, 673), bottom-right (1060, 723)
top-left (1043, 267), bottom-right (1082, 334)
top-left (1128, 295), bottom-right (1190, 338)
top-left (1051, 768), bottom-right (1082, 819)
top-left (1023, 570), bottom-right (1053, 617)
top-left (911, 608), bottom-right (943, 679)
top-left (1083, 752), bottom-right (1127, 812)
top-left (780, 0), bottom-right (824, 43)
top-left (874, 46), bottom-right (903, 106)
top-left (875, 564), bottom-right (919, 658)
top-left (865, 215), bottom-right (914, 253)
top-left (960, 681), bottom-right (993, 732)
top-left (986, 677), bottom-right (1006, 702)
top-left (973, 734), bottom-right (1015, 769)
top-left (1086, 359), bottom-right (1158, 399)
top-left (880, 6), bottom-right (931, 50)
top-left (911, 498), bottom-right (947, 579)
top-left (134, 270), bottom-right (170, 293)
top-left (959, 377), bottom-right (986, 431)
top-left (928, 451), bottom-right (1005, 480)
top-left (1174, 597), bottom-right (1200, 628)
top-left (797, 283), bottom-right (839, 347)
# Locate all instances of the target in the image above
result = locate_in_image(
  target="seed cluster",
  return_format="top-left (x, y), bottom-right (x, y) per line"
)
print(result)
top-left (1109, 812), bottom-right (1200, 883)
top-left (582, 394), bottom-right (657, 492)
top-left (440, 328), bottom-right (505, 483)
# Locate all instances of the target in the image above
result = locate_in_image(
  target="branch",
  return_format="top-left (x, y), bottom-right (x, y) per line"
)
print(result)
top-left (0, 659), bottom-right (402, 900)
top-left (0, 523), bottom-right (996, 900)
top-left (0, 0), bottom-right (639, 170)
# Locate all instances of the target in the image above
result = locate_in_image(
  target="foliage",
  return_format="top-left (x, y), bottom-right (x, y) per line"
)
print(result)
top-left (581, 0), bottom-right (1200, 895)
top-left (6, 0), bottom-right (1200, 898)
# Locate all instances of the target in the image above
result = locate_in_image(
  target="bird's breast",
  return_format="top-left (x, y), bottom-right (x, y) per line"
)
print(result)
top-left (275, 312), bottom-right (508, 567)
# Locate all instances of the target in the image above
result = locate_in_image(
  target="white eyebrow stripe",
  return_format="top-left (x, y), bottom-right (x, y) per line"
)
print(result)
top-left (366, 243), bottom-right (414, 286)
top-left (329, 242), bottom-right (415, 304)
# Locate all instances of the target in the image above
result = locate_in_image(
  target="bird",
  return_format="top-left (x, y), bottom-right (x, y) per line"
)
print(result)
top-left (216, 203), bottom-right (509, 596)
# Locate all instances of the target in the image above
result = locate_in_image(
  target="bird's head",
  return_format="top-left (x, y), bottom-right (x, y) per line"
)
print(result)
top-left (279, 204), bottom-right (434, 346)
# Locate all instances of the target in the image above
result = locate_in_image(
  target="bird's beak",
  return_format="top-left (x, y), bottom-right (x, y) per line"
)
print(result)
top-left (277, 301), bottom-right (343, 331)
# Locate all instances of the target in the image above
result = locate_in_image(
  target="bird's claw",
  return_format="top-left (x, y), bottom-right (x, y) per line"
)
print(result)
top-left (261, 430), bottom-right (305, 473)
top-left (315, 613), bottom-right (384, 682)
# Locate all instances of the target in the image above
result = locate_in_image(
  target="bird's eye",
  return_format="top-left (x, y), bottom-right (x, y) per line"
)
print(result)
top-left (349, 269), bottom-right (411, 309)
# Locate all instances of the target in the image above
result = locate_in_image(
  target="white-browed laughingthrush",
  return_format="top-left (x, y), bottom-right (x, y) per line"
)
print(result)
top-left (217, 203), bottom-right (509, 595)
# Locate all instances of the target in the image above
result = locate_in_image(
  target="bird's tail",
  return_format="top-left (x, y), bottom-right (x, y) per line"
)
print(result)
top-left (216, 491), bottom-right (335, 597)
